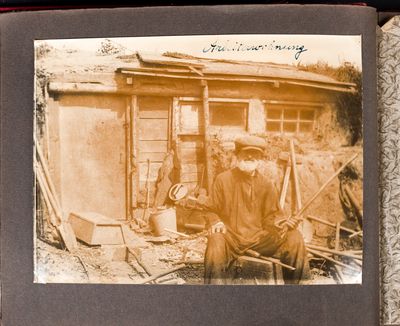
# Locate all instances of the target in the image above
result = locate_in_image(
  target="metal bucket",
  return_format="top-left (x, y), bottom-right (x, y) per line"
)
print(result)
top-left (149, 207), bottom-right (177, 236)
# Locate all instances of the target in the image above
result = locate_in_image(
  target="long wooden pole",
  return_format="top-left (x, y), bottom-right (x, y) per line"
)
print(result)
top-left (130, 95), bottom-right (138, 210)
top-left (202, 80), bottom-right (214, 195)
top-left (35, 161), bottom-right (62, 222)
top-left (35, 163), bottom-right (57, 226)
top-left (279, 165), bottom-right (291, 209)
top-left (245, 249), bottom-right (296, 271)
top-left (306, 215), bottom-right (359, 235)
top-left (306, 244), bottom-right (362, 260)
top-left (138, 264), bottom-right (186, 284)
top-left (125, 98), bottom-right (131, 221)
top-left (290, 139), bottom-right (302, 212)
top-left (306, 248), bottom-right (360, 273)
top-left (35, 136), bottom-right (62, 216)
top-left (291, 153), bottom-right (359, 222)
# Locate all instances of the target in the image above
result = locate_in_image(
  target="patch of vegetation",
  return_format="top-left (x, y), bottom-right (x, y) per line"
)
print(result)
top-left (298, 61), bottom-right (362, 145)
top-left (35, 42), bottom-right (54, 60)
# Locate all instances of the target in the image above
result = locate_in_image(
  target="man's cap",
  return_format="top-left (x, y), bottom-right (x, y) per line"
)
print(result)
top-left (234, 135), bottom-right (266, 153)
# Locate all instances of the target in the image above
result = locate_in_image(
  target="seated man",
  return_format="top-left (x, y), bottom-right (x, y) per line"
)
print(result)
top-left (204, 135), bottom-right (310, 285)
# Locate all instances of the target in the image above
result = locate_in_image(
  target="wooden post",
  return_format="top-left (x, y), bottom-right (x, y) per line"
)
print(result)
top-left (130, 95), bottom-right (138, 210)
top-left (289, 139), bottom-right (302, 212)
top-left (279, 165), bottom-right (291, 210)
top-left (171, 97), bottom-right (179, 142)
top-left (201, 80), bottom-right (214, 195)
top-left (335, 222), bottom-right (341, 252)
top-left (125, 97), bottom-right (131, 221)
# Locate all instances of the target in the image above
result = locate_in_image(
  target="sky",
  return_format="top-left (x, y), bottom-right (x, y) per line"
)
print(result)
top-left (36, 34), bottom-right (362, 69)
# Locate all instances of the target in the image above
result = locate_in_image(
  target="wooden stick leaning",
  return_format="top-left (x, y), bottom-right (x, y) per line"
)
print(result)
top-left (349, 230), bottom-right (363, 238)
top-left (138, 264), bottom-right (186, 284)
top-left (306, 244), bottom-right (362, 260)
top-left (306, 248), bottom-right (360, 273)
top-left (35, 162), bottom-right (57, 226)
top-left (245, 249), bottom-right (296, 271)
top-left (287, 153), bottom-right (359, 225)
top-left (306, 215), bottom-right (361, 236)
top-left (34, 139), bottom-right (78, 251)
top-left (290, 140), bottom-right (302, 212)
top-left (279, 165), bottom-right (291, 210)
top-left (35, 136), bottom-right (62, 214)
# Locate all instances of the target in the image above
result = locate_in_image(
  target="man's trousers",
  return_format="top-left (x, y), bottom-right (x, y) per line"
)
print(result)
top-left (204, 229), bottom-right (310, 285)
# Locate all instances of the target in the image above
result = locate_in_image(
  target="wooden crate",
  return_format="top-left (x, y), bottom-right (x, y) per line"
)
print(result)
top-left (233, 256), bottom-right (284, 285)
top-left (69, 212), bottom-right (124, 245)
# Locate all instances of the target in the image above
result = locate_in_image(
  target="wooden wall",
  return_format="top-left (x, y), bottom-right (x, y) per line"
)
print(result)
top-left (46, 74), bottom-right (343, 218)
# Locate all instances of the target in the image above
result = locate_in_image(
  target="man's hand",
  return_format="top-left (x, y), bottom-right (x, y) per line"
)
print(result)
top-left (278, 217), bottom-right (300, 238)
top-left (208, 221), bottom-right (227, 235)
top-left (283, 218), bottom-right (300, 230)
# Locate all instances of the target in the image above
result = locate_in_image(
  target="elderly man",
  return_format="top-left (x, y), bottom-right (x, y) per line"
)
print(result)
top-left (204, 135), bottom-right (310, 285)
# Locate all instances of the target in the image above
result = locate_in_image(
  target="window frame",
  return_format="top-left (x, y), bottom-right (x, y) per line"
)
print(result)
top-left (178, 97), bottom-right (250, 134)
top-left (263, 100), bottom-right (322, 135)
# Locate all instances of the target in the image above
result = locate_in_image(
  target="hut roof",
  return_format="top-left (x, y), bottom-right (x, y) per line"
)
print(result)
top-left (117, 52), bottom-right (356, 93)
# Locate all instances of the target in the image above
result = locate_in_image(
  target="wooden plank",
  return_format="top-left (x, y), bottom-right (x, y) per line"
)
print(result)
top-left (138, 96), bottom-right (171, 110)
top-left (139, 140), bottom-right (168, 153)
top-left (179, 101), bottom-right (203, 134)
top-left (138, 152), bottom-right (167, 163)
top-left (179, 97), bottom-right (250, 104)
top-left (139, 119), bottom-right (169, 141)
top-left (138, 52), bottom-right (204, 68)
top-left (263, 99), bottom-right (325, 107)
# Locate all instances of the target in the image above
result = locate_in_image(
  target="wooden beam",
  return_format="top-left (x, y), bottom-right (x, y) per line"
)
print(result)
top-left (131, 95), bottom-right (139, 209)
top-left (49, 82), bottom-right (120, 94)
top-left (172, 97), bottom-right (180, 143)
top-left (202, 80), bottom-right (214, 195)
top-left (125, 97), bottom-right (131, 221)
top-left (120, 70), bottom-right (356, 92)
top-left (263, 100), bottom-right (325, 107)
top-left (178, 96), bottom-right (250, 103)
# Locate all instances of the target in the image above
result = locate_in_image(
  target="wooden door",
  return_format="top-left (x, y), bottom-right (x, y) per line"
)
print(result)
top-left (137, 96), bottom-right (171, 206)
top-left (57, 94), bottom-right (127, 219)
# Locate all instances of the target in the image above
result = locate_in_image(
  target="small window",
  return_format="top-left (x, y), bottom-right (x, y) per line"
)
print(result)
top-left (209, 102), bottom-right (247, 129)
top-left (265, 104), bottom-right (316, 134)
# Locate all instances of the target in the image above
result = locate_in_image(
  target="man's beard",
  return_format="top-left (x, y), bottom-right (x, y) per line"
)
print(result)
top-left (237, 160), bottom-right (259, 175)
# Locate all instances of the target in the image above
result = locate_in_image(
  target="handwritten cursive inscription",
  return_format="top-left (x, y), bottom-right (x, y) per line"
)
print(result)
top-left (203, 40), bottom-right (308, 60)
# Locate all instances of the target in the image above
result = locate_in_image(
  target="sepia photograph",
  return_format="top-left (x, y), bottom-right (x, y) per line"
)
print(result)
top-left (34, 34), bottom-right (363, 285)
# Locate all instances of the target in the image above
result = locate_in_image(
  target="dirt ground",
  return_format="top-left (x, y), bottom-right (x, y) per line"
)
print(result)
top-left (35, 219), bottom-right (362, 285)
